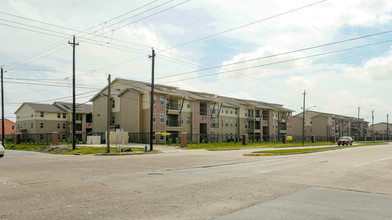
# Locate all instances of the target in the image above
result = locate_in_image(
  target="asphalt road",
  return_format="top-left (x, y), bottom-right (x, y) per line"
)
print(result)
top-left (1, 143), bottom-right (392, 219)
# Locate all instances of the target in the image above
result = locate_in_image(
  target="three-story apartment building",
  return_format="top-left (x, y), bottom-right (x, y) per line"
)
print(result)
top-left (293, 110), bottom-right (368, 139)
top-left (15, 102), bottom-right (93, 141)
top-left (90, 78), bottom-right (293, 143)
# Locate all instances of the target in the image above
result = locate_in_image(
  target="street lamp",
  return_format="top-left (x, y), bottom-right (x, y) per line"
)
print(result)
top-left (301, 105), bottom-right (316, 146)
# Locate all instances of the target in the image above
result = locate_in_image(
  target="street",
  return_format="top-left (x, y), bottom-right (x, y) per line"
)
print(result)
top-left (1, 144), bottom-right (392, 219)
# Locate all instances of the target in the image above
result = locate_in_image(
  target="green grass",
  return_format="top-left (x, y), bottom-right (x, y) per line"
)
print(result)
top-left (251, 142), bottom-right (386, 154)
top-left (5, 144), bottom-right (158, 155)
top-left (185, 142), bottom-right (335, 150)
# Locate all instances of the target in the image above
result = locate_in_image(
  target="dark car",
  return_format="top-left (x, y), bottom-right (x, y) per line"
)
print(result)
top-left (338, 136), bottom-right (353, 146)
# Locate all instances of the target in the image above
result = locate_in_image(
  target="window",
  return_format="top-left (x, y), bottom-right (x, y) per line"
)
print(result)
top-left (235, 109), bottom-right (237, 114)
top-left (160, 113), bottom-right (164, 123)
top-left (112, 100), bottom-right (115, 108)
top-left (112, 116), bottom-right (115, 124)
top-left (230, 120), bottom-right (233, 127)
top-left (226, 120), bottom-right (229, 126)
top-left (11, 125), bottom-right (15, 130)
top-left (63, 123), bottom-right (66, 129)
top-left (160, 134), bottom-right (164, 140)
top-left (63, 113), bottom-right (66, 118)
top-left (187, 116), bottom-right (190, 124)
top-left (160, 97), bottom-right (164, 105)
top-left (230, 108), bottom-right (233, 114)
top-left (225, 108), bottom-right (228, 114)
top-left (187, 101), bottom-right (190, 108)
top-left (31, 114), bottom-right (33, 117)
top-left (235, 120), bottom-right (237, 127)
top-left (31, 123), bottom-right (33, 128)
top-left (40, 123), bottom-right (44, 129)
top-left (245, 109), bottom-right (248, 117)
top-left (153, 95), bottom-right (156, 104)
top-left (221, 120), bottom-right (223, 126)
top-left (17, 124), bottom-right (19, 129)
top-left (40, 112), bottom-right (44, 117)
top-left (310, 119), bottom-right (312, 124)
top-left (245, 121), bottom-right (248, 128)
top-left (57, 123), bottom-right (60, 129)
top-left (57, 113), bottom-right (60, 118)
top-left (153, 113), bottom-right (156, 123)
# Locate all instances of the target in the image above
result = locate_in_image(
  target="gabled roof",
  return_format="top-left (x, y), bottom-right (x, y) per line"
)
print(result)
top-left (89, 77), bottom-right (294, 112)
top-left (15, 102), bottom-right (92, 114)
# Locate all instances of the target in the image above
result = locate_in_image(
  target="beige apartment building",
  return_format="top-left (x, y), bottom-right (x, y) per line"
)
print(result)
top-left (293, 110), bottom-right (368, 140)
top-left (90, 78), bottom-right (293, 143)
top-left (15, 102), bottom-right (93, 142)
top-left (368, 122), bottom-right (392, 139)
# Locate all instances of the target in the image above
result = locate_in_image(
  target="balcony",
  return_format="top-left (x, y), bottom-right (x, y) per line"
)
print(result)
top-left (280, 129), bottom-right (287, 134)
top-left (280, 117), bottom-right (287, 123)
top-left (167, 103), bottom-right (180, 114)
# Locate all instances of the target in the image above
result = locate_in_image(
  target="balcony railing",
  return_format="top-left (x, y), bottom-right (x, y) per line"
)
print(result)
top-left (166, 103), bottom-right (180, 111)
top-left (166, 120), bottom-right (181, 127)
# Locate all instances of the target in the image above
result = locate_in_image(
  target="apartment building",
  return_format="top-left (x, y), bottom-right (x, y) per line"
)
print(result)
top-left (293, 110), bottom-right (368, 139)
top-left (90, 78), bottom-right (293, 143)
top-left (368, 122), bottom-right (392, 139)
top-left (15, 102), bottom-right (93, 141)
top-left (0, 119), bottom-right (16, 134)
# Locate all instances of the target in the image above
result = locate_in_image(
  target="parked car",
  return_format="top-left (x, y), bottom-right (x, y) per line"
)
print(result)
top-left (0, 143), bottom-right (4, 157)
top-left (338, 136), bottom-right (353, 146)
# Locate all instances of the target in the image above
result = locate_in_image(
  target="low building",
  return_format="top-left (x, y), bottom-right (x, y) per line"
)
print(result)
top-left (90, 78), bottom-right (293, 143)
top-left (293, 110), bottom-right (368, 140)
top-left (0, 119), bottom-right (16, 134)
top-left (15, 102), bottom-right (92, 142)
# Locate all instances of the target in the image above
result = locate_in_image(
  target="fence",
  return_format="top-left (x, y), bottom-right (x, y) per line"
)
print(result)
top-left (3, 132), bottom-right (386, 146)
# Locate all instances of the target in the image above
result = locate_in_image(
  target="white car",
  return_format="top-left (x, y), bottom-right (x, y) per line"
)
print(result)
top-left (0, 143), bottom-right (4, 157)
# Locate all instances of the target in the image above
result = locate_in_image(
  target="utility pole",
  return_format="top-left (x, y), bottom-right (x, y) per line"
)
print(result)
top-left (1, 66), bottom-right (4, 147)
top-left (106, 74), bottom-right (111, 153)
top-left (68, 35), bottom-right (79, 150)
top-left (302, 90), bottom-right (306, 146)
top-left (149, 48), bottom-right (156, 151)
top-left (372, 110), bottom-right (374, 142)
top-left (357, 107), bottom-right (360, 142)
top-left (387, 114), bottom-right (389, 141)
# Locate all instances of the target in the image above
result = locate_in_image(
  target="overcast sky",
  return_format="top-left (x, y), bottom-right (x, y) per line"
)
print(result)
top-left (1, 0), bottom-right (392, 123)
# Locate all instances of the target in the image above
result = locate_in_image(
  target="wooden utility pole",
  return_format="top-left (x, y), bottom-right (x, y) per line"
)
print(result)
top-left (357, 107), bottom-right (360, 142)
top-left (302, 90), bottom-right (306, 146)
top-left (106, 74), bottom-right (111, 153)
top-left (1, 66), bottom-right (4, 147)
top-left (68, 35), bottom-right (79, 150)
top-left (149, 49), bottom-right (156, 151)
top-left (387, 114), bottom-right (389, 141)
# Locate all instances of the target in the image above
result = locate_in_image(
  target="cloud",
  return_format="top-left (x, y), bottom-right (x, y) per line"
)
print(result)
top-left (344, 48), bottom-right (392, 83)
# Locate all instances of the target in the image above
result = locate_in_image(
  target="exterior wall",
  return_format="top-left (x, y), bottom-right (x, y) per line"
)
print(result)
top-left (192, 101), bottom-right (210, 134)
top-left (311, 116), bottom-right (328, 137)
top-left (0, 119), bottom-right (16, 134)
top-left (92, 95), bottom-right (108, 132)
top-left (119, 91), bottom-right (140, 133)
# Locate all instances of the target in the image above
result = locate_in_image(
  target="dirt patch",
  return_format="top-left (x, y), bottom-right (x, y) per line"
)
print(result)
top-left (39, 145), bottom-right (72, 153)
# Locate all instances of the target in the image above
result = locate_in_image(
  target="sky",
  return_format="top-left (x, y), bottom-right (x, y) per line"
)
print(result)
top-left (1, 0), bottom-right (392, 124)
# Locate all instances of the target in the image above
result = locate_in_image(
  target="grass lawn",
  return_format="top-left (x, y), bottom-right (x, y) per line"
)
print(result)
top-left (185, 142), bottom-right (336, 150)
top-left (251, 142), bottom-right (385, 154)
top-left (5, 144), bottom-right (158, 155)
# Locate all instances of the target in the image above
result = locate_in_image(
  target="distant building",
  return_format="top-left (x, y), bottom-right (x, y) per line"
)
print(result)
top-left (0, 119), bottom-right (16, 134)
top-left (368, 122), bottom-right (392, 139)
top-left (90, 78), bottom-right (293, 143)
top-left (14, 102), bottom-right (92, 142)
top-left (293, 110), bottom-right (369, 139)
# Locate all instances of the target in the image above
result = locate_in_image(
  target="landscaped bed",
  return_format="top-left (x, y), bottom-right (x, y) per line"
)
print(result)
top-left (5, 144), bottom-right (159, 155)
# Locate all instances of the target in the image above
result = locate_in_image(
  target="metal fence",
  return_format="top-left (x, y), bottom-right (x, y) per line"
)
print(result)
top-left (3, 132), bottom-right (387, 145)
